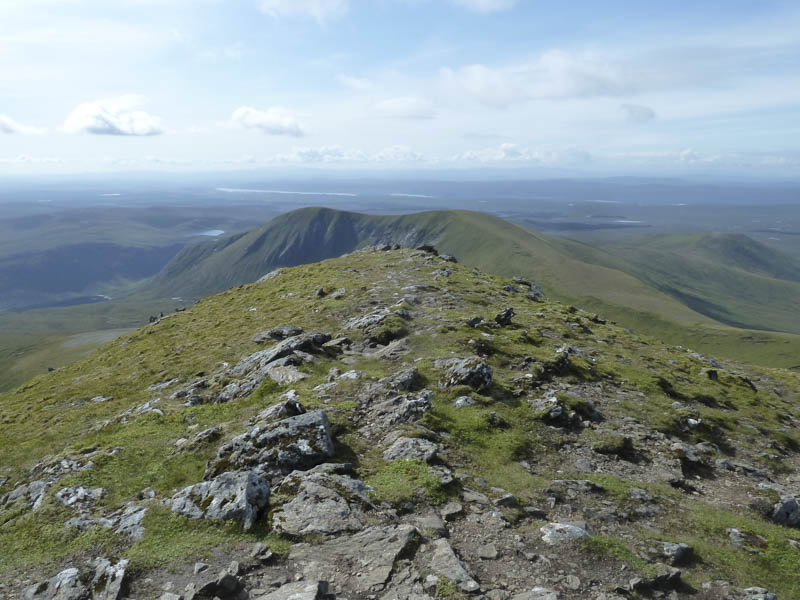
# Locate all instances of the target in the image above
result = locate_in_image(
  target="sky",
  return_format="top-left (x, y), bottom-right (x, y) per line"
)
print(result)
top-left (1, 0), bottom-right (799, 177)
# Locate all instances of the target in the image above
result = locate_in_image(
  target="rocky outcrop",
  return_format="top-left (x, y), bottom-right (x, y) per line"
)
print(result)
top-left (206, 410), bottom-right (335, 479)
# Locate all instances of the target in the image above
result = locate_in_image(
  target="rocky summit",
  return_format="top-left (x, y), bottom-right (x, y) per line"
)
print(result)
top-left (1, 246), bottom-right (800, 600)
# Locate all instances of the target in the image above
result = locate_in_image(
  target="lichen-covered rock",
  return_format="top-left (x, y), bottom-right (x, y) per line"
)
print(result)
top-left (231, 333), bottom-right (332, 376)
top-left (206, 410), bottom-right (334, 479)
top-left (511, 589), bottom-right (559, 600)
top-left (168, 471), bottom-right (269, 530)
top-left (383, 437), bottom-right (438, 463)
top-left (435, 357), bottom-right (493, 390)
top-left (273, 464), bottom-right (373, 536)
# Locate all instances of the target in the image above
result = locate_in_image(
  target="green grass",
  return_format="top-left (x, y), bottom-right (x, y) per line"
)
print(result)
top-left (366, 459), bottom-right (447, 506)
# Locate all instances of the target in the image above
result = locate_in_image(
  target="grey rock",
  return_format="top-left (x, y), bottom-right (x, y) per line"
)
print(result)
top-left (383, 367), bottom-right (422, 391)
top-left (663, 542), bottom-right (693, 565)
top-left (253, 394), bottom-right (305, 423)
top-left (345, 307), bottom-right (391, 330)
top-left (231, 333), bottom-right (332, 376)
top-left (207, 410), bottom-right (334, 479)
top-left (412, 513), bottom-right (448, 538)
top-left (159, 594), bottom-right (183, 600)
top-left (441, 502), bottom-right (463, 521)
top-left (430, 538), bottom-right (480, 593)
top-left (366, 390), bottom-right (434, 431)
top-left (255, 581), bottom-right (329, 600)
top-left (383, 437), bottom-right (439, 463)
top-left (478, 543), bottom-right (499, 559)
top-left (114, 504), bottom-right (148, 539)
top-left (55, 486), bottom-right (104, 508)
top-left (743, 587), bottom-right (778, 600)
top-left (24, 568), bottom-right (90, 600)
top-left (257, 325), bottom-right (304, 342)
top-left (5, 479), bottom-right (50, 511)
top-left (168, 470), bottom-right (269, 530)
top-left (772, 495), bottom-right (798, 526)
top-left (540, 523), bottom-right (590, 545)
top-left (265, 365), bottom-right (308, 385)
top-left (454, 395), bottom-right (477, 409)
top-left (273, 466), bottom-right (373, 536)
top-left (289, 524), bottom-right (416, 594)
top-left (435, 357), bottom-right (493, 390)
top-left (511, 589), bottom-right (559, 600)
top-left (194, 563), bottom-right (209, 575)
top-left (91, 558), bottom-right (128, 600)
top-left (189, 572), bottom-right (246, 600)
top-left (256, 269), bottom-right (282, 283)
top-left (487, 591), bottom-right (511, 600)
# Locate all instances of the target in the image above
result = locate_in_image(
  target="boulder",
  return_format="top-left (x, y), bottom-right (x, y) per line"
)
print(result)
top-left (188, 572), bottom-right (247, 600)
top-left (273, 465), bottom-right (373, 536)
top-left (364, 390), bottom-right (434, 432)
top-left (206, 410), bottom-right (335, 479)
top-left (540, 523), bottom-right (590, 545)
top-left (772, 495), bottom-right (798, 526)
top-left (494, 307), bottom-right (515, 326)
top-left (168, 471), bottom-right (269, 530)
top-left (289, 524), bottom-right (417, 594)
top-left (662, 542), bottom-right (693, 566)
top-left (383, 437), bottom-right (439, 463)
top-left (231, 333), bottom-right (332, 376)
top-left (436, 357), bottom-right (493, 391)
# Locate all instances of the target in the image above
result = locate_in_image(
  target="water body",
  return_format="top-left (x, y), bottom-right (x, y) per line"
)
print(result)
top-left (196, 229), bottom-right (225, 236)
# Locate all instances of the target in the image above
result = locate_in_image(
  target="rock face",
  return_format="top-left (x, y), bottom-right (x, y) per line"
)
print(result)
top-left (436, 357), bottom-right (493, 390)
top-left (206, 410), bottom-right (335, 479)
top-left (772, 495), bottom-right (799, 526)
top-left (289, 524), bottom-right (417, 595)
top-left (254, 581), bottom-right (329, 600)
top-left (273, 465), bottom-right (373, 536)
top-left (168, 470), bottom-right (270, 530)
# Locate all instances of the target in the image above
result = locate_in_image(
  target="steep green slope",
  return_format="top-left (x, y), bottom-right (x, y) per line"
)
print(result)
top-left (1, 248), bottom-right (799, 599)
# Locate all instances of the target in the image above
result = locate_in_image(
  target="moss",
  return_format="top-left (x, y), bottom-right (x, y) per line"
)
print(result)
top-left (435, 578), bottom-right (467, 599)
top-left (366, 459), bottom-right (447, 506)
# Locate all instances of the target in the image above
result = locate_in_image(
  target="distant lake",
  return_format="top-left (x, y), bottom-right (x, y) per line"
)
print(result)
top-left (196, 230), bottom-right (225, 237)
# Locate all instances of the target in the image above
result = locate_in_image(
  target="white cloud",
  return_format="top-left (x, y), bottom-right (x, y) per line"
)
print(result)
top-left (231, 106), bottom-right (305, 137)
top-left (0, 114), bottom-right (46, 135)
top-left (277, 145), bottom-right (367, 163)
top-left (620, 103), bottom-right (656, 123)
top-left (449, 0), bottom-right (517, 13)
top-left (0, 154), bottom-right (63, 165)
top-left (337, 74), bottom-right (372, 91)
top-left (372, 96), bottom-right (437, 119)
top-left (454, 143), bottom-right (592, 165)
top-left (257, 0), bottom-right (349, 22)
top-left (63, 95), bottom-right (163, 136)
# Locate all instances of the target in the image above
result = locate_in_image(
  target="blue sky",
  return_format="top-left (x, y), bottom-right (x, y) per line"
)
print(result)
top-left (1, 0), bottom-right (799, 177)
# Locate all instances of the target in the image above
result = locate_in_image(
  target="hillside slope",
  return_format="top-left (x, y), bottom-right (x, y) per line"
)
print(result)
top-left (1, 247), bottom-right (799, 599)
